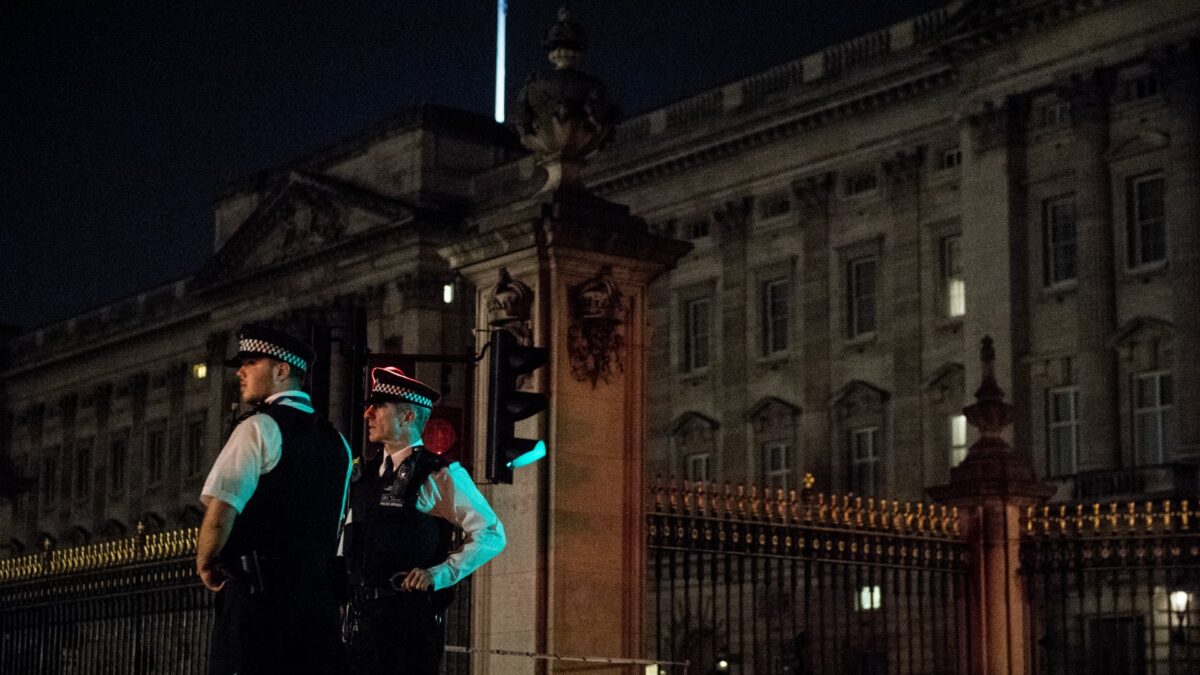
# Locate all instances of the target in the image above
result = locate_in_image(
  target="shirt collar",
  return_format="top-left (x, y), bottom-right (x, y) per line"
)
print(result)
top-left (380, 440), bottom-right (424, 476)
top-left (266, 390), bottom-right (311, 403)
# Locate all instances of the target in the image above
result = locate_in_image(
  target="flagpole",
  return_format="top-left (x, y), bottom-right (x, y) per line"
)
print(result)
top-left (494, 0), bottom-right (507, 122)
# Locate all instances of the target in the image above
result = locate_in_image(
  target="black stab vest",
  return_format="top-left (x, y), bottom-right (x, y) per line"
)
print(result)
top-left (344, 447), bottom-right (454, 588)
top-left (221, 402), bottom-right (349, 576)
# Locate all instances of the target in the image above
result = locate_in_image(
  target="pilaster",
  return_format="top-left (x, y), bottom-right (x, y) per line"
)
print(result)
top-left (442, 189), bottom-right (689, 674)
top-left (1159, 41), bottom-right (1200, 458)
top-left (884, 148), bottom-right (926, 495)
top-left (1062, 70), bottom-right (1119, 470)
top-left (713, 198), bottom-right (753, 481)
top-left (792, 174), bottom-right (834, 487)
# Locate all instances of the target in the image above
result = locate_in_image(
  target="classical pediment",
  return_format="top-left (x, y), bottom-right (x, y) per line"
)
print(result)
top-left (191, 172), bottom-right (415, 290)
top-left (832, 380), bottom-right (891, 416)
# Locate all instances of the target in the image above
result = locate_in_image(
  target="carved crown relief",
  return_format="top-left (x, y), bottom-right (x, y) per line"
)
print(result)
top-left (276, 187), bottom-right (343, 260)
top-left (488, 268), bottom-right (534, 347)
top-left (567, 265), bottom-right (627, 388)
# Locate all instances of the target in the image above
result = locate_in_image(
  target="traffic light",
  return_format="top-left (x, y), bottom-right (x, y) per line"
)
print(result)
top-left (486, 330), bottom-right (549, 483)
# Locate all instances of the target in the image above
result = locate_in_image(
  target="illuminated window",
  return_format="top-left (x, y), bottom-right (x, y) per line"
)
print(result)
top-left (855, 585), bottom-right (882, 611)
top-left (950, 414), bottom-right (968, 467)
top-left (942, 235), bottom-right (965, 317)
top-left (192, 363), bottom-right (208, 380)
top-left (442, 283), bottom-right (455, 304)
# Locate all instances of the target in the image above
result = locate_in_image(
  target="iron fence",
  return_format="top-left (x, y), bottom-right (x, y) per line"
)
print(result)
top-left (647, 477), bottom-right (970, 675)
top-left (1021, 500), bottom-right (1200, 675)
top-left (0, 527), bottom-right (473, 675)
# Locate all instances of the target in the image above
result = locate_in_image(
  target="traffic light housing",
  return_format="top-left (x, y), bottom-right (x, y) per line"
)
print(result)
top-left (486, 330), bottom-right (548, 483)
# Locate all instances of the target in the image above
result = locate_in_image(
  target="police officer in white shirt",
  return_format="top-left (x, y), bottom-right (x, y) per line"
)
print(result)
top-left (197, 324), bottom-right (352, 675)
top-left (342, 366), bottom-right (505, 675)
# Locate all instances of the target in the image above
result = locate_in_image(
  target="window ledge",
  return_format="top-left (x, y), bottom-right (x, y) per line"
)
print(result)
top-left (934, 317), bottom-right (964, 335)
top-left (1124, 261), bottom-right (1168, 281)
top-left (1041, 281), bottom-right (1078, 301)
top-left (755, 352), bottom-right (791, 367)
top-left (677, 369), bottom-right (711, 386)
top-left (843, 333), bottom-right (878, 352)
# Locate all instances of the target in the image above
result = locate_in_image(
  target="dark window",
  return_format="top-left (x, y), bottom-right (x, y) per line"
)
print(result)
top-left (849, 428), bottom-right (882, 495)
top-left (186, 417), bottom-right (206, 477)
top-left (42, 457), bottom-right (58, 506)
top-left (761, 442), bottom-right (791, 492)
top-left (847, 257), bottom-right (877, 337)
top-left (1044, 196), bottom-right (1078, 285)
top-left (762, 278), bottom-right (789, 354)
top-left (844, 171), bottom-right (878, 196)
top-left (75, 439), bottom-right (93, 500)
top-left (684, 297), bottom-right (711, 371)
top-left (936, 147), bottom-right (961, 171)
top-left (1120, 74), bottom-right (1159, 102)
top-left (147, 427), bottom-right (166, 485)
top-left (758, 193), bottom-right (791, 220)
top-left (1047, 387), bottom-right (1080, 476)
top-left (1127, 173), bottom-right (1166, 267)
top-left (685, 219), bottom-right (710, 240)
top-left (685, 453), bottom-right (711, 483)
top-left (110, 435), bottom-right (127, 494)
top-left (1134, 371), bottom-right (1173, 465)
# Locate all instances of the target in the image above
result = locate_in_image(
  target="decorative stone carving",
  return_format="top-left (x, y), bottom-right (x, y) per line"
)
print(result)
top-left (488, 268), bottom-right (534, 346)
top-left (567, 265), bottom-right (627, 388)
top-left (511, 8), bottom-right (621, 193)
top-left (883, 147), bottom-right (925, 188)
top-left (713, 197), bottom-right (754, 241)
top-left (276, 186), bottom-right (343, 261)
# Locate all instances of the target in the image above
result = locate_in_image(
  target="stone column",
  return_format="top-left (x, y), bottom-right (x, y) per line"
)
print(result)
top-left (792, 174), bottom-right (834, 487)
top-left (929, 338), bottom-right (1054, 675)
top-left (959, 98), bottom-right (1031, 452)
top-left (442, 190), bottom-right (689, 674)
top-left (713, 198), bottom-right (752, 480)
top-left (884, 149), bottom-right (926, 495)
top-left (1063, 71), bottom-right (1118, 469)
top-left (1161, 42), bottom-right (1200, 458)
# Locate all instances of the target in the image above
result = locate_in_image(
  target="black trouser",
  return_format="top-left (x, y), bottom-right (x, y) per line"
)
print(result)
top-left (345, 594), bottom-right (446, 675)
top-left (209, 580), bottom-right (344, 675)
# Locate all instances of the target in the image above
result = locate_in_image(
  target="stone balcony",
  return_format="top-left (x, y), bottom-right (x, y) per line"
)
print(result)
top-left (1049, 462), bottom-right (1200, 502)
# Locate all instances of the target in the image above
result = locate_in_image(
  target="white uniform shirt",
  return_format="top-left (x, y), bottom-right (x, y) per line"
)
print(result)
top-left (200, 391), bottom-right (353, 537)
top-left (342, 442), bottom-right (506, 591)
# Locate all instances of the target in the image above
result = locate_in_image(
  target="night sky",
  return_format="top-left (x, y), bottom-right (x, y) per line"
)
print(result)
top-left (2, 0), bottom-right (943, 330)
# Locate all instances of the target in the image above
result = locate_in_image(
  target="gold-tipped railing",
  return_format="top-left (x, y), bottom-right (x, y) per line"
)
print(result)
top-left (0, 523), bottom-right (199, 584)
top-left (1023, 499), bottom-right (1194, 537)
top-left (649, 473), bottom-right (961, 539)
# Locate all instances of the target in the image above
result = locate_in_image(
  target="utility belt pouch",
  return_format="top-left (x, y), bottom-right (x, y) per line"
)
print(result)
top-left (238, 551), bottom-right (266, 595)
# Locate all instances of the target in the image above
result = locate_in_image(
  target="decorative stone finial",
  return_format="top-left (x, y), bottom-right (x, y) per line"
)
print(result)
top-left (963, 335), bottom-right (1014, 456)
top-left (511, 7), bottom-right (621, 194)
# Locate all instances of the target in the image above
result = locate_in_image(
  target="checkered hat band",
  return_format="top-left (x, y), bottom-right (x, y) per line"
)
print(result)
top-left (239, 338), bottom-right (308, 371)
top-left (372, 382), bottom-right (434, 407)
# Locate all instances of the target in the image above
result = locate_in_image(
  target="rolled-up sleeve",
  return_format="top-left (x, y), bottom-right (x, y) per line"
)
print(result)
top-left (418, 462), bottom-right (506, 591)
top-left (200, 414), bottom-right (281, 513)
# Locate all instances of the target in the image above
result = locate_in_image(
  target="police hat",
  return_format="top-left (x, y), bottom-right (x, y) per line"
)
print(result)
top-left (224, 324), bottom-right (315, 374)
top-left (364, 367), bottom-right (440, 409)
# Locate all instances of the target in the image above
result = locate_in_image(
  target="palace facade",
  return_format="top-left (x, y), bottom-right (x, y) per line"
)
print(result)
top-left (3, 0), bottom-right (1198, 554)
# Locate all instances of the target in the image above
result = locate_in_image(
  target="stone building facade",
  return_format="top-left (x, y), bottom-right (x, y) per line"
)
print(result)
top-left (2, 0), bottom-right (1199, 554)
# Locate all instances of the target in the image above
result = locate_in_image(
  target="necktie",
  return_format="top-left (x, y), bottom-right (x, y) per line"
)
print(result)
top-left (384, 454), bottom-right (395, 477)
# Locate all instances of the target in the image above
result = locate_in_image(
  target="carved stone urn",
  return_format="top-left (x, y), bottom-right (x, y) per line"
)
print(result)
top-left (510, 8), bottom-right (621, 193)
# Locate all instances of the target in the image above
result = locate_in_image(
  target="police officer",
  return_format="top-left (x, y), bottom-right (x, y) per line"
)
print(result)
top-left (343, 366), bottom-right (505, 675)
top-left (197, 324), bottom-right (352, 675)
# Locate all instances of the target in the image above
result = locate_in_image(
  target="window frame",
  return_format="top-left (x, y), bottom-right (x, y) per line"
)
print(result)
top-left (1043, 195), bottom-right (1078, 287)
top-left (847, 256), bottom-right (878, 338)
top-left (685, 452), bottom-right (712, 483)
top-left (849, 427), bottom-right (882, 496)
top-left (761, 277), bottom-right (790, 355)
top-left (683, 296), bottom-right (712, 372)
top-left (74, 438), bottom-right (93, 501)
top-left (761, 441), bottom-right (792, 493)
top-left (145, 423), bottom-right (167, 487)
top-left (1126, 172), bottom-right (1166, 270)
top-left (941, 234), bottom-right (965, 318)
top-left (1133, 371), bottom-right (1173, 466)
top-left (1046, 386), bottom-right (1080, 477)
